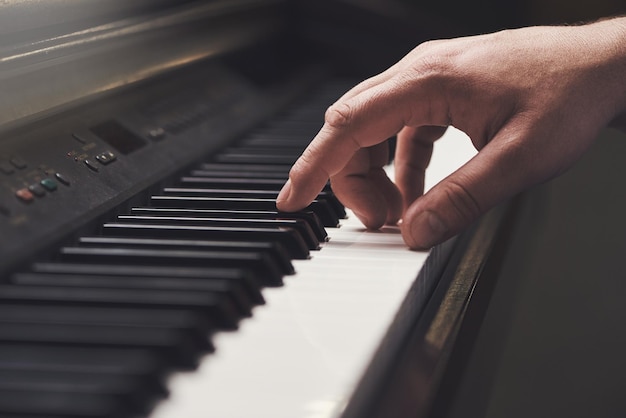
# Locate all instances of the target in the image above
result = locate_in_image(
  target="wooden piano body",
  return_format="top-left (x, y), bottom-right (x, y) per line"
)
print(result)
top-left (1, 1), bottom-right (625, 417)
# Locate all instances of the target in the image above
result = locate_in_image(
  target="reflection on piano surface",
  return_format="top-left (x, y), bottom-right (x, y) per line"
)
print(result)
top-left (0, 1), bottom-right (502, 417)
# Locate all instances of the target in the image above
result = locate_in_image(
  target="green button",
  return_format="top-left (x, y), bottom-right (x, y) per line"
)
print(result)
top-left (40, 178), bottom-right (58, 191)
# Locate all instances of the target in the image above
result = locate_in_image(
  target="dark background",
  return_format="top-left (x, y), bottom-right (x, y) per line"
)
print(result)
top-left (401, 0), bottom-right (626, 34)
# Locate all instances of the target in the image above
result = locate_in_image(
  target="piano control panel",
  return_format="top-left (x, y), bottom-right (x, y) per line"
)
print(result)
top-left (0, 57), bottom-right (325, 273)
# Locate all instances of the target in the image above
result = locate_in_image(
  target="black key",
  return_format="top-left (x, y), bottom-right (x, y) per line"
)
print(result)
top-left (0, 345), bottom-right (168, 410)
top-left (58, 246), bottom-right (285, 289)
top-left (163, 187), bottom-right (344, 219)
top-left (78, 233), bottom-right (295, 275)
top-left (0, 369), bottom-right (157, 415)
top-left (0, 345), bottom-right (166, 378)
top-left (116, 215), bottom-right (320, 250)
top-left (190, 170), bottom-right (288, 179)
top-left (321, 192), bottom-right (346, 219)
top-left (199, 163), bottom-right (291, 172)
top-left (149, 196), bottom-right (340, 227)
top-left (162, 188), bottom-right (282, 198)
top-left (21, 273), bottom-right (253, 318)
top-left (214, 153), bottom-right (300, 164)
top-left (163, 187), bottom-right (339, 209)
top-left (255, 118), bottom-right (322, 128)
top-left (239, 136), bottom-right (314, 147)
top-left (13, 272), bottom-right (255, 317)
top-left (0, 322), bottom-right (202, 369)
top-left (0, 304), bottom-right (210, 340)
top-left (255, 119), bottom-right (323, 131)
top-left (31, 263), bottom-right (264, 304)
top-left (178, 176), bottom-right (346, 214)
top-left (179, 176), bottom-right (337, 197)
top-left (129, 207), bottom-right (327, 242)
top-left (0, 284), bottom-right (240, 331)
top-left (102, 222), bottom-right (310, 260)
top-left (179, 176), bottom-right (287, 189)
top-left (79, 234), bottom-right (294, 274)
top-left (219, 146), bottom-right (304, 156)
top-left (0, 389), bottom-right (126, 418)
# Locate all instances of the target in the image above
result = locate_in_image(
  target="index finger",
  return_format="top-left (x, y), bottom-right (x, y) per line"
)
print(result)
top-left (276, 78), bottom-right (436, 212)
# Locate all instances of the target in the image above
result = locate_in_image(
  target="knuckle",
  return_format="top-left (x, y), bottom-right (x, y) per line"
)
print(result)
top-left (441, 179), bottom-right (482, 224)
top-left (325, 101), bottom-right (354, 128)
top-left (414, 54), bottom-right (452, 79)
top-left (412, 39), bottom-right (444, 56)
top-left (408, 40), bottom-right (459, 80)
top-left (295, 142), bottom-right (329, 179)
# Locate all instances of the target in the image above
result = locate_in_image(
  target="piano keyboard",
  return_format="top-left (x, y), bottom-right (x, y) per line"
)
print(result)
top-left (0, 68), bottom-right (475, 417)
top-left (0, 83), bottom-right (339, 417)
top-left (150, 133), bottom-right (475, 418)
top-left (151, 128), bottom-right (475, 418)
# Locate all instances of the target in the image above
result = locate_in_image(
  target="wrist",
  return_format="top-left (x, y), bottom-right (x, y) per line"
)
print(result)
top-left (590, 17), bottom-right (626, 124)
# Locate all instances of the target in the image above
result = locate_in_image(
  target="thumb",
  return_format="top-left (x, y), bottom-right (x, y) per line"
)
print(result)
top-left (400, 128), bottom-right (543, 250)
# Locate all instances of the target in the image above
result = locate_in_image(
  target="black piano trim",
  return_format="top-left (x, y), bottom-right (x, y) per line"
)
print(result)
top-left (341, 198), bottom-right (520, 418)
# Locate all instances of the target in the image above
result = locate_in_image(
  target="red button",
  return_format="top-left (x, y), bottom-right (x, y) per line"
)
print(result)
top-left (15, 188), bottom-right (34, 203)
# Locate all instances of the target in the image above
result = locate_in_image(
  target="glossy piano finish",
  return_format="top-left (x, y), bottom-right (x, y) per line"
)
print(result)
top-left (0, 0), bottom-right (285, 130)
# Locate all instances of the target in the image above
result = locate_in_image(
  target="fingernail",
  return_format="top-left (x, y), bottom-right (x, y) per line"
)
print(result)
top-left (276, 179), bottom-right (292, 208)
top-left (409, 210), bottom-right (447, 249)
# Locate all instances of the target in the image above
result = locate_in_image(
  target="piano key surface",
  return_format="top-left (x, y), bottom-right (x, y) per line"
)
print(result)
top-left (150, 127), bottom-right (476, 418)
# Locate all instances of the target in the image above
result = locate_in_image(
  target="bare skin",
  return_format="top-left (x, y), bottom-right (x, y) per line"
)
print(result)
top-left (276, 17), bottom-right (626, 250)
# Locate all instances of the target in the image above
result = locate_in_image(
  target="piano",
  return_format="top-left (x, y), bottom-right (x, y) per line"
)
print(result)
top-left (4, 1), bottom-right (624, 418)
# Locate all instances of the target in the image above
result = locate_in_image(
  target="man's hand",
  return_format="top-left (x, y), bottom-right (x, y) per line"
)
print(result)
top-left (277, 18), bottom-right (626, 249)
